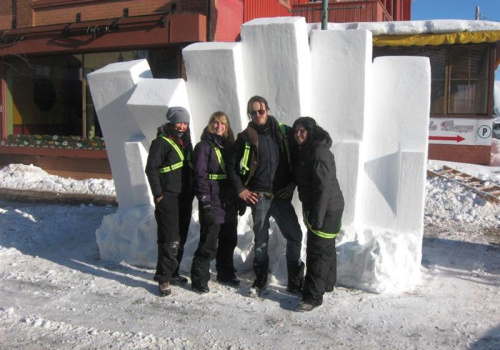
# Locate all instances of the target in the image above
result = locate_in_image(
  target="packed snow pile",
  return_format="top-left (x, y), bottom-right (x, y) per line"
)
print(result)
top-left (426, 161), bottom-right (500, 238)
top-left (0, 164), bottom-right (115, 196)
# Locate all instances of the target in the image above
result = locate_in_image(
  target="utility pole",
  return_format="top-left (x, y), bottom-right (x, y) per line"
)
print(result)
top-left (322, 0), bottom-right (328, 30)
top-left (288, 1), bottom-right (363, 30)
top-left (475, 6), bottom-right (480, 20)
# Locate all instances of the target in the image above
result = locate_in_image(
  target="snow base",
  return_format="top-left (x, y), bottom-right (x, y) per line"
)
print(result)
top-left (337, 226), bottom-right (422, 294)
top-left (96, 208), bottom-right (422, 293)
top-left (95, 205), bottom-right (292, 285)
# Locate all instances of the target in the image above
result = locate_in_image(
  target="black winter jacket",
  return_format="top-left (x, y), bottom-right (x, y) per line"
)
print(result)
top-left (226, 116), bottom-right (296, 194)
top-left (145, 126), bottom-right (193, 198)
top-left (294, 132), bottom-right (344, 233)
top-left (192, 128), bottom-right (236, 223)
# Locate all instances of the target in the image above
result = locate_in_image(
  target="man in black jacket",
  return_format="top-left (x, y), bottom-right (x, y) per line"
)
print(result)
top-left (226, 96), bottom-right (304, 296)
top-left (146, 106), bottom-right (194, 297)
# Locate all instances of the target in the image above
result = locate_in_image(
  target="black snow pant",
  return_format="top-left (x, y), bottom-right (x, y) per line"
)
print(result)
top-left (191, 218), bottom-right (238, 289)
top-left (302, 232), bottom-right (337, 305)
top-left (155, 193), bottom-right (193, 284)
top-left (302, 208), bottom-right (343, 305)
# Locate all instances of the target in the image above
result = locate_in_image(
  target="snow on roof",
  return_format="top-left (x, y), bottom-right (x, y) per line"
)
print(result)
top-left (308, 20), bottom-right (500, 36)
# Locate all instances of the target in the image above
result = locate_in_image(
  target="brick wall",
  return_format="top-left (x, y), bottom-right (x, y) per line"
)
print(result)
top-left (17, 0), bottom-right (34, 27)
top-left (0, 0), bottom-right (13, 30)
top-left (29, 0), bottom-right (209, 27)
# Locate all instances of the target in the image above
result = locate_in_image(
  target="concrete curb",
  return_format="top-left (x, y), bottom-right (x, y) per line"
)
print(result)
top-left (0, 188), bottom-right (117, 206)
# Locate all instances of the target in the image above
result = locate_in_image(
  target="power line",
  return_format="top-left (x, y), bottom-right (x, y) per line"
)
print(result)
top-left (480, 15), bottom-right (500, 22)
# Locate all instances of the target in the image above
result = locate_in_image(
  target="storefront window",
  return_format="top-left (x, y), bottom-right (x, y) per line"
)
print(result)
top-left (6, 55), bottom-right (84, 136)
top-left (373, 44), bottom-right (491, 116)
top-left (3, 47), bottom-right (181, 144)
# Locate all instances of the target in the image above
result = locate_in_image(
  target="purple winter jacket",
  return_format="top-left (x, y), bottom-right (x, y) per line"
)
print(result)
top-left (193, 128), bottom-right (237, 224)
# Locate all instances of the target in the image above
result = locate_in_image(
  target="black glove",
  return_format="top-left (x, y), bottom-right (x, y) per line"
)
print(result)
top-left (200, 201), bottom-right (216, 226)
top-left (238, 205), bottom-right (247, 216)
top-left (237, 199), bottom-right (247, 216)
top-left (307, 212), bottom-right (322, 231)
top-left (310, 218), bottom-right (322, 231)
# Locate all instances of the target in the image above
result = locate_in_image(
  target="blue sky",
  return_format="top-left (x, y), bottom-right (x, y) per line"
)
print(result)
top-left (412, 0), bottom-right (499, 21)
top-left (412, 0), bottom-right (499, 80)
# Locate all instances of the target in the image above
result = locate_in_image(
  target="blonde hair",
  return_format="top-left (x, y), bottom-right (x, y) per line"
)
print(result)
top-left (208, 111), bottom-right (235, 144)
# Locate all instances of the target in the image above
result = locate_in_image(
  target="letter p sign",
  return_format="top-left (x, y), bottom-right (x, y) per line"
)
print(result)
top-left (477, 125), bottom-right (491, 139)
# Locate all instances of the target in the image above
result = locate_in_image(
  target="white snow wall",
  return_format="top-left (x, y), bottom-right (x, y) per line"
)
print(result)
top-left (88, 17), bottom-right (430, 294)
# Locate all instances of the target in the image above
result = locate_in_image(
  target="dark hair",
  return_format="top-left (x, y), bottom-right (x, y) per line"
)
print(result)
top-left (292, 116), bottom-right (329, 146)
top-left (247, 95), bottom-right (269, 117)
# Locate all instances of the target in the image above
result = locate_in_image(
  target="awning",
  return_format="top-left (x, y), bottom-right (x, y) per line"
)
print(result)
top-left (373, 30), bottom-right (500, 70)
top-left (0, 13), bottom-right (207, 57)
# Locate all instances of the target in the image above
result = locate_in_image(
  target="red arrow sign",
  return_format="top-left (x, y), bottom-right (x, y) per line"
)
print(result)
top-left (429, 135), bottom-right (466, 143)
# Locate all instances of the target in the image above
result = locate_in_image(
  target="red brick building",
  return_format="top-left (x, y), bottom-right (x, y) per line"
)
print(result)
top-left (0, 0), bottom-right (410, 179)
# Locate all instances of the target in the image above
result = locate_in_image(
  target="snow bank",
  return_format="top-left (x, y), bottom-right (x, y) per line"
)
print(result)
top-left (0, 164), bottom-right (115, 196)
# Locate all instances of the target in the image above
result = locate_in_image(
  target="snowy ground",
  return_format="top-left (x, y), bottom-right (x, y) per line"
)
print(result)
top-left (0, 162), bottom-right (499, 350)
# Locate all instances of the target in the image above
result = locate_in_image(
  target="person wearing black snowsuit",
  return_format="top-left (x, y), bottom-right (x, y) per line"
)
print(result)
top-left (145, 107), bottom-right (194, 297)
top-left (190, 112), bottom-right (240, 293)
top-left (292, 116), bottom-right (344, 311)
top-left (226, 95), bottom-right (304, 296)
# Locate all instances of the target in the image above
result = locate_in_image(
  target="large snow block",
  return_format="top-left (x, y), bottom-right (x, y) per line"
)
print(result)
top-left (331, 141), bottom-right (363, 226)
top-left (123, 140), bottom-right (152, 206)
top-left (394, 151), bottom-right (427, 232)
top-left (128, 78), bottom-right (191, 148)
top-left (241, 17), bottom-right (311, 123)
top-left (335, 55), bottom-right (430, 293)
top-left (87, 59), bottom-right (153, 209)
top-left (310, 29), bottom-right (372, 142)
top-left (183, 42), bottom-right (247, 137)
top-left (362, 56), bottom-right (430, 228)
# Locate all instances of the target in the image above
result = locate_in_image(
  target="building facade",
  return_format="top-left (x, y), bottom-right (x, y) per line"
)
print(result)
top-left (373, 29), bottom-right (500, 165)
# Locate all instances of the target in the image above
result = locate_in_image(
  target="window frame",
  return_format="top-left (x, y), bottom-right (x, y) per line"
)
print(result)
top-left (373, 43), bottom-right (495, 118)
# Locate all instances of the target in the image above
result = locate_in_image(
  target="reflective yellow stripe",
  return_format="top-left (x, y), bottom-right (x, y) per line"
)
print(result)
top-left (303, 212), bottom-right (341, 239)
top-left (206, 141), bottom-right (226, 181)
top-left (159, 135), bottom-right (191, 173)
top-left (240, 142), bottom-right (251, 175)
top-left (207, 174), bottom-right (227, 180)
top-left (160, 162), bottom-right (184, 173)
top-left (209, 142), bottom-right (225, 173)
top-left (279, 122), bottom-right (291, 165)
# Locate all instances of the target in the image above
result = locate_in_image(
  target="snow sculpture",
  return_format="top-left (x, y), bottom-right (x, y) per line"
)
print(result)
top-left (88, 17), bottom-right (430, 293)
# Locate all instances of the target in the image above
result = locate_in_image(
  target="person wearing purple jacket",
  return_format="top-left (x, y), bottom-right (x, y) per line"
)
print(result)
top-left (190, 111), bottom-right (240, 293)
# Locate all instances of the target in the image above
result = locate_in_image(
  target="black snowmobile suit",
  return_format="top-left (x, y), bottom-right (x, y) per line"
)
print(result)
top-left (145, 126), bottom-right (194, 284)
top-left (294, 131), bottom-right (344, 305)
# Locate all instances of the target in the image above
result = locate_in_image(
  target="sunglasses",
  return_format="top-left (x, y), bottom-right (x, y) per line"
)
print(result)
top-left (249, 109), bottom-right (266, 117)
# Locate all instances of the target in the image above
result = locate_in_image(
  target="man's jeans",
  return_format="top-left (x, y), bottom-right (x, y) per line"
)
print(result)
top-left (250, 197), bottom-right (303, 275)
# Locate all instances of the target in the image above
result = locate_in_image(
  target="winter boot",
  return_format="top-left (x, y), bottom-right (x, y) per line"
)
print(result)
top-left (159, 282), bottom-right (172, 297)
top-left (171, 273), bottom-right (188, 285)
top-left (297, 300), bottom-right (321, 312)
top-left (248, 272), bottom-right (268, 297)
top-left (217, 271), bottom-right (240, 287)
top-left (287, 262), bottom-right (305, 295)
top-left (192, 284), bottom-right (210, 294)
